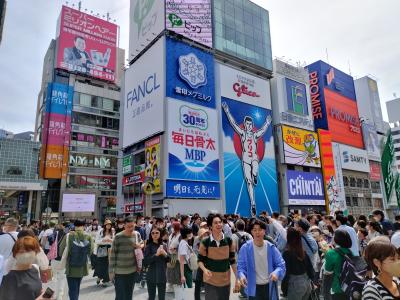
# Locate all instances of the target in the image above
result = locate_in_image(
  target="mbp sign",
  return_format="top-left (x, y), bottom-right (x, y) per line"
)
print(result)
top-left (286, 170), bottom-right (325, 206)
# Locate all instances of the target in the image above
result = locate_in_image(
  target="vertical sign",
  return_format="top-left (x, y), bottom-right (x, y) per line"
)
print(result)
top-left (331, 142), bottom-right (348, 215)
top-left (318, 130), bottom-right (347, 215)
top-left (144, 136), bottom-right (162, 194)
top-left (122, 155), bottom-right (133, 175)
top-left (381, 131), bottom-right (395, 201)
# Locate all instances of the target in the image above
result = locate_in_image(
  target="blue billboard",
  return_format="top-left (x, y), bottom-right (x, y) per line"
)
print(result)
top-left (45, 82), bottom-right (73, 115)
top-left (285, 78), bottom-right (308, 115)
top-left (221, 97), bottom-right (279, 217)
top-left (166, 37), bottom-right (215, 108)
top-left (286, 170), bottom-right (325, 206)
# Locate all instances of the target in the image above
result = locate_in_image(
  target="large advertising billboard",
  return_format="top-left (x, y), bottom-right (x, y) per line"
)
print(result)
top-left (362, 123), bottom-right (381, 161)
top-left (166, 99), bottom-right (220, 199)
top-left (123, 37), bottom-right (165, 148)
top-left (62, 194), bottom-right (96, 212)
top-left (338, 143), bottom-right (370, 173)
top-left (129, 0), bottom-right (165, 60)
top-left (221, 97), bottom-right (278, 217)
top-left (281, 125), bottom-right (321, 168)
top-left (166, 0), bottom-right (212, 48)
top-left (57, 6), bottom-right (117, 82)
top-left (144, 136), bottom-right (162, 194)
top-left (166, 37), bottom-right (215, 108)
top-left (286, 170), bottom-right (325, 206)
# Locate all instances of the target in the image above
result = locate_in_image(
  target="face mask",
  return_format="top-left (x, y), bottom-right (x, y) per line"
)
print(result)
top-left (15, 251), bottom-right (36, 265)
top-left (383, 260), bottom-right (400, 277)
top-left (311, 231), bottom-right (320, 239)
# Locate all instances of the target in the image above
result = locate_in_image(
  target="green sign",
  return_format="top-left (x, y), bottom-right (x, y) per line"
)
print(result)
top-left (381, 131), bottom-right (395, 201)
top-left (122, 155), bottom-right (132, 175)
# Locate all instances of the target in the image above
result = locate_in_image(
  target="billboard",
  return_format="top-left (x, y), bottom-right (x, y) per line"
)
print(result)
top-left (370, 161), bottom-right (382, 181)
top-left (166, 0), bottom-right (212, 48)
top-left (381, 131), bottom-right (395, 200)
top-left (362, 123), bottom-right (381, 161)
top-left (122, 155), bottom-right (133, 175)
top-left (286, 170), bottom-right (325, 206)
top-left (62, 194), bottom-right (96, 212)
top-left (281, 125), bottom-right (321, 168)
top-left (166, 37), bottom-right (215, 108)
top-left (331, 142), bottom-right (348, 215)
top-left (57, 6), bottom-right (117, 82)
top-left (144, 136), bottom-right (162, 194)
top-left (123, 37), bottom-right (165, 147)
top-left (167, 99), bottom-right (220, 198)
top-left (285, 78), bottom-right (308, 115)
top-left (129, 0), bottom-right (165, 59)
top-left (218, 63), bottom-right (271, 108)
top-left (221, 97), bottom-right (278, 216)
top-left (338, 143), bottom-right (370, 173)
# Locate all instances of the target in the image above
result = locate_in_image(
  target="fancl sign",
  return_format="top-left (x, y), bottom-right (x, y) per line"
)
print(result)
top-left (126, 73), bottom-right (161, 108)
top-left (286, 170), bottom-right (325, 206)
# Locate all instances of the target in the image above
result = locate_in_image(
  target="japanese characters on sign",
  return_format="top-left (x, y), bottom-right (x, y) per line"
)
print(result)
top-left (166, 180), bottom-right (219, 198)
top-left (123, 155), bottom-right (133, 175)
top-left (330, 141), bottom-right (348, 215)
top-left (166, 37), bottom-right (215, 108)
top-left (166, 0), bottom-right (212, 48)
top-left (282, 125), bottom-right (321, 168)
top-left (57, 6), bottom-right (118, 82)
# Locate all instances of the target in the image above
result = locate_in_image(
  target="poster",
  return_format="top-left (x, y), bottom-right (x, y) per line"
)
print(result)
top-left (221, 97), bottom-right (278, 217)
top-left (282, 125), bottom-right (321, 168)
top-left (122, 155), bottom-right (132, 175)
top-left (144, 136), bottom-right (162, 193)
top-left (166, 0), bottom-right (212, 47)
top-left (331, 142), bottom-right (349, 215)
top-left (57, 6), bottom-right (117, 82)
top-left (286, 170), bottom-right (325, 206)
top-left (362, 123), bottom-right (381, 161)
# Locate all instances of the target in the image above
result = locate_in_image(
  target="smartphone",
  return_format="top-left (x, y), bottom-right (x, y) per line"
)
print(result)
top-left (42, 287), bottom-right (54, 299)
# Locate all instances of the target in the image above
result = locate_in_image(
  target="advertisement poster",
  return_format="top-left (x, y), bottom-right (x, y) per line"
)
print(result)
top-left (370, 161), bottom-right (382, 181)
top-left (221, 97), bottom-right (278, 216)
top-left (166, 0), bottom-right (212, 47)
top-left (57, 6), bottom-right (117, 82)
top-left (62, 194), bottom-right (96, 212)
top-left (318, 130), bottom-right (347, 215)
top-left (285, 78), bottom-right (308, 115)
top-left (362, 123), bottom-right (381, 161)
top-left (338, 143), bottom-right (370, 173)
top-left (331, 142), bottom-right (348, 215)
top-left (122, 155), bottom-right (132, 175)
top-left (286, 170), bottom-right (325, 206)
top-left (282, 125), bottom-right (321, 168)
top-left (144, 136), bottom-right (162, 193)
top-left (123, 37), bottom-right (165, 147)
top-left (166, 37), bottom-right (215, 108)
top-left (129, 0), bottom-right (165, 59)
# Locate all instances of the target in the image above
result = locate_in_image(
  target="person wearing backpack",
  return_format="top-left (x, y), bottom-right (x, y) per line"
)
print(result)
top-left (324, 229), bottom-right (353, 300)
top-left (0, 218), bottom-right (19, 260)
top-left (59, 219), bottom-right (94, 300)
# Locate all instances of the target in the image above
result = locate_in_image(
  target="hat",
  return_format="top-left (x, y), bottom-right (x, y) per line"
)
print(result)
top-left (104, 220), bottom-right (112, 226)
top-left (297, 218), bottom-right (311, 232)
top-left (200, 221), bottom-right (208, 228)
top-left (198, 228), bottom-right (209, 238)
top-left (310, 225), bottom-right (321, 232)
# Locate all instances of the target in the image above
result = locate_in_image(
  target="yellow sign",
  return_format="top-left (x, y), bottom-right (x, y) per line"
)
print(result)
top-left (144, 136), bottom-right (161, 193)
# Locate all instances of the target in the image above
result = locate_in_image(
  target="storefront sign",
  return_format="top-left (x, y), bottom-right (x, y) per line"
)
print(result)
top-left (286, 170), bottom-right (325, 206)
top-left (124, 202), bottom-right (144, 213)
top-left (123, 173), bottom-right (143, 186)
top-left (339, 143), bottom-right (369, 173)
top-left (282, 125), bottom-right (321, 168)
top-left (123, 155), bottom-right (132, 175)
top-left (166, 179), bottom-right (219, 198)
top-left (370, 161), bottom-right (382, 181)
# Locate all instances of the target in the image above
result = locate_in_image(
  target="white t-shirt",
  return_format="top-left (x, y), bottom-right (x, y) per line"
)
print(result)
top-left (178, 239), bottom-right (191, 264)
top-left (253, 241), bottom-right (269, 285)
top-left (43, 228), bottom-right (55, 250)
top-left (0, 232), bottom-right (18, 260)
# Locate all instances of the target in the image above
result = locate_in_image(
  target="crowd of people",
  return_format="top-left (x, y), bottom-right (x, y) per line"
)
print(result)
top-left (0, 209), bottom-right (400, 300)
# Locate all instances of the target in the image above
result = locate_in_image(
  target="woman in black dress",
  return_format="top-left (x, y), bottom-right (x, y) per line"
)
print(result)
top-left (94, 220), bottom-right (114, 286)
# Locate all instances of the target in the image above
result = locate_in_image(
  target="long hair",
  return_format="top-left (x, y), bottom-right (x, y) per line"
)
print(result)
top-left (286, 227), bottom-right (305, 260)
top-left (148, 227), bottom-right (164, 245)
top-left (101, 223), bottom-right (113, 238)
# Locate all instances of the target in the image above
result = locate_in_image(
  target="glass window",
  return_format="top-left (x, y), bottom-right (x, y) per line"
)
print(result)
top-left (352, 197), bottom-right (359, 206)
top-left (73, 92), bottom-right (80, 105)
top-left (346, 197), bottom-right (351, 206)
top-left (343, 176), bottom-right (349, 186)
top-left (350, 177), bottom-right (356, 187)
top-left (91, 96), bottom-right (102, 109)
top-left (80, 94), bottom-right (91, 107)
top-left (356, 179), bottom-right (363, 188)
top-left (103, 98), bottom-right (114, 111)
top-left (134, 152), bottom-right (145, 166)
top-left (113, 101), bottom-right (120, 112)
top-left (363, 179), bottom-right (370, 189)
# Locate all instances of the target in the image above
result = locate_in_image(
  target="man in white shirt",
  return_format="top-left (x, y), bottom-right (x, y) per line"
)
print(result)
top-left (0, 218), bottom-right (19, 260)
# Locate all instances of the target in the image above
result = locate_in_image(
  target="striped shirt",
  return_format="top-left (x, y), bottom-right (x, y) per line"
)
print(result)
top-left (362, 278), bottom-right (400, 300)
top-left (109, 231), bottom-right (142, 275)
top-left (198, 234), bottom-right (236, 287)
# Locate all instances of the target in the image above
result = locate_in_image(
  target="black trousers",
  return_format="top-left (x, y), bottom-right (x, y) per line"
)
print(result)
top-left (249, 283), bottom-right (270, 300)
top-left (147, 281), bottom-right (166, 300)
top-left (204, 283), bottom-right (230, 300)
top-left (114, 273), bottom-right (135, 300)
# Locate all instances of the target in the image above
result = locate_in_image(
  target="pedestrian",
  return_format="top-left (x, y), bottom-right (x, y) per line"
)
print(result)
top-left (86, 219), bottom-right (99, 270)
top-left (0, 236), bottom-right (42, 300)
top-left (40, 222), bottom-right (56, 255)
top-left (166, 221), bottom-right (181, 293)
top-left (198, 213), bottom-right (238, 300)
top-left (335, 214), bottom-right (360, 256)
top-left (323, 229), bottom-right (352, 300)
top-left (143, 226), bottom-right (169, 300)
top-left (193, 228), bottom-right (209, 300)
top-left (109, 216), bottom-right (143, 300)
top-left (178, 226), bottom-right (194, 289)
top-left (51, 223), bottom-right (67, 300)
top-left (94, 219), bottom-right (114, 286)
top-left (282, 227), bottom-right (314, 300)
top-left (237, 218), bottom-right (286, 300)
top-left (363, 236), bottom-right (400, 299)
top-left (367, 220), bottom-right (384, 241)
top-left (372, 209), bottom-right (393, 236)
top-left (59, 219), bottom-right (94, 300)
top-left (0, 218), bottom-right (19, 260)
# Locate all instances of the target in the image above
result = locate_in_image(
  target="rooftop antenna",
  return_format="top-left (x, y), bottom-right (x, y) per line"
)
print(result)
top-left (348, 60), bottom-right (352, 76)
top-left (325, 48), bottom-right (330, 64)
top-left (78, 1), bottom-right (82, 11)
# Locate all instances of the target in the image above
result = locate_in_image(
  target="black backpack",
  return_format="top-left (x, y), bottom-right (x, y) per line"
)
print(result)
top-left (235, 232), bottom-right (251, 251)
top-left (68, 234), bottom-right (90, 267)
top-left (335, 248), bottom-right (368, 300)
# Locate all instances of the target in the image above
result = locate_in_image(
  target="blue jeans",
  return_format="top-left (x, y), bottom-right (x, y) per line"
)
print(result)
top-left (66, 277), bottom-right (82, 300)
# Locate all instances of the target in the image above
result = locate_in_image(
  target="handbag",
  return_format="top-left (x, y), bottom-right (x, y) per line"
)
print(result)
top-left (175, 284), bottom-right (191, 300)
top-left (188, 246), bottom-right (198, 271)
top-left (167, 253), bottom-right (178, 269)
top-left (40, 268), bottom-right (53, 283)
top-left (47, 232), bottom-right (58, 261)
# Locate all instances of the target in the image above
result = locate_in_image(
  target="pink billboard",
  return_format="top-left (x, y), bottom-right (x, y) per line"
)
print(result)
top-left (57, 6), bottom-right (118, 82)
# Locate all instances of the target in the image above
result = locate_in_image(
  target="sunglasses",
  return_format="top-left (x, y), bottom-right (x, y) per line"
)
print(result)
top-left (151, 232), bottom-right (160, 235)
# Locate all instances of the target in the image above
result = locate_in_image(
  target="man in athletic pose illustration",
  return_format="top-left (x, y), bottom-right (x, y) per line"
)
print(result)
top-left (222, 102), bottom-right (272, 216)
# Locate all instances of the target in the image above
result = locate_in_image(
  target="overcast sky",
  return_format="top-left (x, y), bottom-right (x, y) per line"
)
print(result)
top-left (0, 0), bottom-right (399, 133)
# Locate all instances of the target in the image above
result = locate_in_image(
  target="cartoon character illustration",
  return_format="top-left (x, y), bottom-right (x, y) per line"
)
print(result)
top-left (304, 134), bottom-right (320, 165)
top-left (222, 101), bottom-right (272, 217)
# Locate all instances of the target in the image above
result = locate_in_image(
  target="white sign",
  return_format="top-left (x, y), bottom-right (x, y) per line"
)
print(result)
top-left (331, 143), bottom-right (348, 214)
top-left (62, 194), bottom-right (96, 212)
top-left (129, 0), bottom-right (165, 60)
top-left (336, 143), bottom-right (370, 173)
top-left (218, 63), bottom-right (271, 108)
top-left (123, 37), bottom-right (165, 148)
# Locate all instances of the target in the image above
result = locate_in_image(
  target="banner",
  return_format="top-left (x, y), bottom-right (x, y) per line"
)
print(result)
top-left (166, 0), bottom-right (212, 47)
top-left (57, 6), bottom-right (117, 82)
top-left (282, 125), bottom-right (321, 168)
top-left (221, 97), bottom-right (278, 216)
top-left (144, 136), bottom-right (162, 193)
top-left (381, 131), bottom-right (395, 200)
top-left (286, 170), bottom-right (325, 206)
top-left (318, 130), bottom-right (347, 215)
top-left (362, 123), bottom-right (381, 161)
top-left (331, 142), bottom-right (348, 215)
top-left (369, 161), bottom-right (382, 181)
top-left (122, 155), bottom-right (133, 175)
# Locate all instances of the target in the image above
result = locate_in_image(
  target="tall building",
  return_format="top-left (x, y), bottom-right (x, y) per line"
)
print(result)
top-left (34, 5), bottom-right (124, 220)
top-left (120, 0), bottom-right (277, 217)
top-left (0, 0), bottom-right (6, 44)
top-left (386, 98), bottom-right (400, 171)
